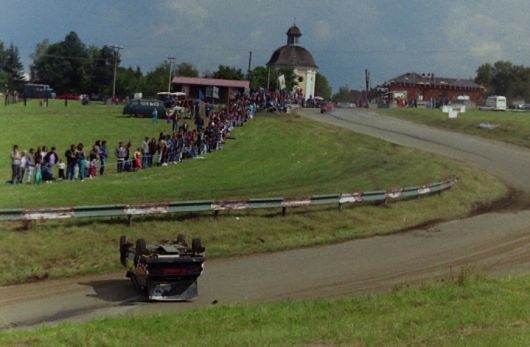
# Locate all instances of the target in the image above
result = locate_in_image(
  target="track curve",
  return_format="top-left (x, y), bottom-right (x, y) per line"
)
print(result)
top-left (2, 108), bottom-right (530, 330)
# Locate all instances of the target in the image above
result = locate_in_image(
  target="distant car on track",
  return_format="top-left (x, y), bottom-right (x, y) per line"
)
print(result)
top-left (120, 235), bottom-right (206, 301)
top-left (320, 101), bottom-right (335, 114)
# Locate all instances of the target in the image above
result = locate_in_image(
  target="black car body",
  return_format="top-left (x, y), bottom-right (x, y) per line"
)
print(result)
top-left (120, 235), bottom-right (205, 301)
top-left (123, 99), bottom-right (166, 118)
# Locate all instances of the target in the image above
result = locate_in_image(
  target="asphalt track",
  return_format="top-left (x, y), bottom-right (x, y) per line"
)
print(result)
top-left (2, 108), bottom-right (530, 330)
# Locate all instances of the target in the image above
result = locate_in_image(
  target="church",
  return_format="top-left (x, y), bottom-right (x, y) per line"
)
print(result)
top-left (267, 25), bottom-right (318, 101)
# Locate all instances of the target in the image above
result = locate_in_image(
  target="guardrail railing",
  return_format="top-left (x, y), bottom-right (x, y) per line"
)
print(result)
top-left (0, 177), bottom-right (457, 228)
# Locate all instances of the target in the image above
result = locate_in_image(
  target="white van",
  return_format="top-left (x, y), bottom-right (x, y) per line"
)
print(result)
top-left (485, 96), bottom-right (507, 111)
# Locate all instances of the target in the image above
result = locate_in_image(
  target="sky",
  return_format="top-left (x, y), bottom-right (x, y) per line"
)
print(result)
top-left (1, 0), bottom-right (530, 92)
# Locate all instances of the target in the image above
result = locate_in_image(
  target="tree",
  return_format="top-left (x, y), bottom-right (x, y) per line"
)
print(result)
top-left (249, 66), bottom-right (269, 91)
top-left (34, 31), bottom-right (87, 93)
top-left (90, 45), bottom-right (119, 96)
top-left (332, 85), bottom-right (352, 102)
top-left (315, 72), bottom-right (331, 99)
top-left (175, 62), bottom-right (198, 77)
top-left (143, 61), bottom-right (172, 97)
top-left (249, 65), bottom-right (298, 92)
top-left (473, 60), bottom-right (530, 100)
top-left (212, 65), bottom-right (245, 80)
top-left (475, 63), bottom-right (493, 92)
top-left (3, 43), bottom-right (24, 91)
top-left (0, 40), bottom-right (6, 91)
top-left (116, 66), bottom-right (144, 97)
top-left (29, 39), bottom-right (50, 63)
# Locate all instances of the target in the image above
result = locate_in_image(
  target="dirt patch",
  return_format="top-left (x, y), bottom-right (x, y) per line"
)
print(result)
top-left (470, 186), bottom-right (530, 215)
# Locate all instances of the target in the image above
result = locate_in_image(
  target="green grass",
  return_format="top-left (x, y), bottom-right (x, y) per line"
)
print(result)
top-left (0, 99), bottom-right (507, 285)
top-left (383, 107), bottom-right (530, 148)
top-left (0, 100), bottom-right (484, 208)
top-left (3, 272), bottom-right (530, 346)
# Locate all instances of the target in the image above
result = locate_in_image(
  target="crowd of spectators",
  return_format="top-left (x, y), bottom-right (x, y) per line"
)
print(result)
top-left (8, 93), bottom-right (258, 184)
top-left (9, 141), bottom-right (108, 184)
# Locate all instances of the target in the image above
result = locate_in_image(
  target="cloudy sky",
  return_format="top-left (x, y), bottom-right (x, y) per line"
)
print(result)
top-left (1, 0), bottom-right (529, 91)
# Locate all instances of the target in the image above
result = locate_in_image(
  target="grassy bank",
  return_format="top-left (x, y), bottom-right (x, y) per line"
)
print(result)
top-left (383, 107), bottom-right (530, 148)
top-left (0, 100), bottom-right (495, 208)
top-left (2, 273), bottom-right (530, 346)
top-left (0, 101), bottom-right (507, 285)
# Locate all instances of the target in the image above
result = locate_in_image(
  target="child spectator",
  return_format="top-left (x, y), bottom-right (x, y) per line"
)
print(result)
top-left (26, 149), bottom-right (35, 184)
top-left (19, 151), bottom-right (27, 183)
top-left (58, 159), bottom-right (66, 180)
top-left (88, 158), bottom-right (97, 178)
top-left (35, 162), bottom-right (42, 184)
top-left (134, 148), bottom-right (142, 170)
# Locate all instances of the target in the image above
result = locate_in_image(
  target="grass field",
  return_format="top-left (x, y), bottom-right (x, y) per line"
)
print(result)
top-left (0, 100), bottom-right (507, 285)
top-left (383, 107), bottom-right (530, 148)
top-left (2, 272), bottom-right (530, 346)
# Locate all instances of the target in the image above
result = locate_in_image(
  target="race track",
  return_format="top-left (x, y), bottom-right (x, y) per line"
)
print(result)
top-left (2, 108), bottom-right (530, 330)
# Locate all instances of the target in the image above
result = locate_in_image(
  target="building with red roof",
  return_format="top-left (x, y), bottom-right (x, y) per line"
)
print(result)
top-left (171, 76), bottom-right (250, 102)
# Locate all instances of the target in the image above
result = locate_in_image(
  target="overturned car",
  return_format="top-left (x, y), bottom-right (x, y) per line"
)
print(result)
top-left (119, 235), bottom-right (206, 301)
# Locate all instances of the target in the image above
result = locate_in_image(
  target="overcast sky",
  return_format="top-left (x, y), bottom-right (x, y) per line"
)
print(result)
top-left (1, 0), bottom-right (529, 91)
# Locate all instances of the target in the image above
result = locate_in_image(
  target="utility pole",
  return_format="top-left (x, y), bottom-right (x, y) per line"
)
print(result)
top-left (167, 57), bottom-right (176, 93)
top-left (365, 69), bottom-right (370, 107)
top-left (110, 45), bottom-right (123, 103)
top-left (247, 51), bottom-right (252, 85)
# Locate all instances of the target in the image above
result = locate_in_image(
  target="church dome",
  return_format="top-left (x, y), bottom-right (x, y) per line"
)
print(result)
top-left (267, 45), bottom-right (317, 68)
top-left (267, 25), bottom-right (317, 68)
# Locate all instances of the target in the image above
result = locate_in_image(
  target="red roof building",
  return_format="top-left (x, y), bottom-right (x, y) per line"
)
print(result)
top-left (382, 72), bottom-right (485, 105)
top-left (171, 76), bottom-right (250, 102)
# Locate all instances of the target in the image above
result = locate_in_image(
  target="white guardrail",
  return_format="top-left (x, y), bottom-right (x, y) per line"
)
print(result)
top-left (0, 177), bottom-right (457, 228)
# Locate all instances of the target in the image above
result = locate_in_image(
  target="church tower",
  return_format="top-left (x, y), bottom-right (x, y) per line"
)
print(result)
top-left (267, 25), bottom-right (318, 101)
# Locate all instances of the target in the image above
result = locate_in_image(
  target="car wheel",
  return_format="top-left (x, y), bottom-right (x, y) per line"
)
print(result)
top-left (177, 233), bottom-right (187, 245)
top-left (192, 238), bottom-right (204, 252)
top-left (134, 238), bottom-right (147, 265)
top-left (119, 235), bottom-right (129, 267)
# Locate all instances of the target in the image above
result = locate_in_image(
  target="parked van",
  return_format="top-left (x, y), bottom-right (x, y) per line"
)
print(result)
top-left (485, 96), bottom-right (507, 111)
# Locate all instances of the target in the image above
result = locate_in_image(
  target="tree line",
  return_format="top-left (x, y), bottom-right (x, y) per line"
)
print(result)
top-left (0, 41), bottom-right (25, 91)
top-left (475, 61), bottom-right (530, 100)
top-left (1, 31), bottom-right (333, 99)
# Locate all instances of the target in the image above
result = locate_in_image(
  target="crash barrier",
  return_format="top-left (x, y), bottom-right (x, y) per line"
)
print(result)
top-left (0, 177), bottom-right (457, 228)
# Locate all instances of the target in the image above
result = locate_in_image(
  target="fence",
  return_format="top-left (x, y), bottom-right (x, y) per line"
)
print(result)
top-left (0, 177), bottom-right (457, 228)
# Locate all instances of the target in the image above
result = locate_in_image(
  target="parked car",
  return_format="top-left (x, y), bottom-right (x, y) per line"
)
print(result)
top-left (123, 99), bottom-right (166, 117)
top-left (56, 94), bottom-right (81, 100)
top-left (120, 235), bottom-right (206, 301)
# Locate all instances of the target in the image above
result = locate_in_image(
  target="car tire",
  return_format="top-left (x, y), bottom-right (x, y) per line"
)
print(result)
top-left (177, 233), bottom-right (187, 245)
top-left (134, 238), bottom-right (147, 266)
top-left (192, 238), bottom-right (203, 252)
top-left (119, 235), bottom-right (129, 267)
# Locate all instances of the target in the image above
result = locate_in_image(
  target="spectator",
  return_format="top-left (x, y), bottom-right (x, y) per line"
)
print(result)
top-left (19, 151), bottom-right (27, 183)
top-left (58, 159), bottom-right (66, 180)
top-left (77, 143), bottom-right (86, 181)
top-left (26, 148), bottom-right (35, 184)
top-left (115, 141), bottom-right (126, 173)
top-left (42, 162), bottom-right (54, 182)
top-left (65, 144), bottom-right (76, 180)
top-left (10, 145), bottom-right (21, 184)
top-left (99, 140), bottom-right (107, 175)
top-left (141, 137), bottom-right (149, 168)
